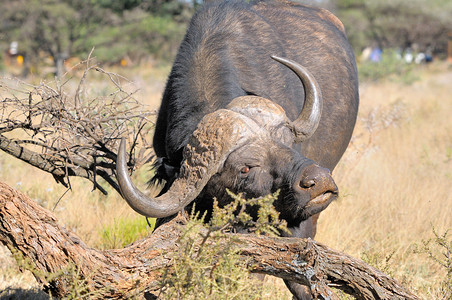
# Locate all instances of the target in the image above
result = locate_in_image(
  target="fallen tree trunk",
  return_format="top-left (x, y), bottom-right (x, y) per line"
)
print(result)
top-left (0, 181), bottom-right (419, 299)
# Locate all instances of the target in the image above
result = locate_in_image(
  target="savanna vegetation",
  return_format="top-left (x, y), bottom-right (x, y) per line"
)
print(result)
top-left (0, 0), bottom-right (451, 299)
top-left (1, 60), bottom-right (451, 299)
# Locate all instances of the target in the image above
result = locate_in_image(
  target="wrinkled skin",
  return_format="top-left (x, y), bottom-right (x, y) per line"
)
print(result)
top-left (117, 1), bottom-right (359, 299)
top-left (195, 139), bottom-right (335, 227)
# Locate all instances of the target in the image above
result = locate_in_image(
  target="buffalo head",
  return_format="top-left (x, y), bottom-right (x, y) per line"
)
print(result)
top-left (116, 56), bottom-right (338, 226)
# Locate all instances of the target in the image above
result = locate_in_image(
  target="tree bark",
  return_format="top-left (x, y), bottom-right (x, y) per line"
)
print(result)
top-left (0, 181), bottom-right (419, 299)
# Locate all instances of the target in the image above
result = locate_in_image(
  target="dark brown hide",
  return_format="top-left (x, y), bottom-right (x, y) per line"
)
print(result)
top-left (118, 1), bottom-right (359, 299)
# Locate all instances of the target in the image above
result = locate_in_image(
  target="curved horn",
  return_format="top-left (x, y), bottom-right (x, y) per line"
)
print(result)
top-left (116, 110), bottom-right (261, 218)
top-left (117, 138), bottom-right (193, 218)
top-left (271, 55), bottom-right (323, 143)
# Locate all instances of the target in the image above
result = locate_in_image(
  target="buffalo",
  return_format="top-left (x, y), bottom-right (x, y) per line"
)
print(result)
top-left (116, 0), bottom-right (359, 298)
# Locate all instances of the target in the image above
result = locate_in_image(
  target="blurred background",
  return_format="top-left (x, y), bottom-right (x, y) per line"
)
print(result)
top-left (1, 0), bottom-right (451, 79)
top-left (0, 0), bottom-right (451, 299)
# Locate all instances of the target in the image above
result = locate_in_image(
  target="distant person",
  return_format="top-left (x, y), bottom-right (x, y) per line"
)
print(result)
top-left (360, 46), bottom-right (372, 62)
top-left (370, 47), bottom-right (382, 62)
top-left (415, 52), bottom-right (426, 64)
top-left (425, 47), bottom-right (433, 63)
top-left (404, 48), bottom-right (414, 64)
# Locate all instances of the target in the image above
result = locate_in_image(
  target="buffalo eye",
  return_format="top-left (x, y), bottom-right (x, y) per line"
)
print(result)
top-left (240, 166), bottom-right (250, 174)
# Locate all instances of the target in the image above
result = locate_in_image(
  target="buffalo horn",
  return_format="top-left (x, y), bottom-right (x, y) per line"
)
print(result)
top-left (116, 110), bottom-right (261, 218)
top-left (116, 138), bottom-right (199, 218)
top-left (271, 55), bottom-right (323, 143)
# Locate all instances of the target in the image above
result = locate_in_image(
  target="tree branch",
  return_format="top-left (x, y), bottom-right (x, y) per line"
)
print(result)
top-left (0, 60), bottom-right (154, 195)
top-left (0, 134), bottom-right (67, 178)
top-left (0, 181), bottom-right (419, 299)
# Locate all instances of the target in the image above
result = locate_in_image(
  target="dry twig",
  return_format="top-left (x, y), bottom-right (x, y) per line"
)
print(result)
top-left (0, 58), bottom-right (154, 195)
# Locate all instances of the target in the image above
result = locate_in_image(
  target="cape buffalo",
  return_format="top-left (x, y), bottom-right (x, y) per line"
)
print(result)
top-left (116, 0), bottom-right (359, 298)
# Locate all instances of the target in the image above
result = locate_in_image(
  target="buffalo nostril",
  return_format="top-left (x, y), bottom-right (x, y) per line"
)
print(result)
top-left (301, 179), bottom-right (315, 188)
top-left (296, 164), bottom-right (337, 196)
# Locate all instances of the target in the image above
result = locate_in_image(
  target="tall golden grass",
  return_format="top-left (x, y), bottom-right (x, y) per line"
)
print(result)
top-left (0, 62), bottom-right (451, 298)
top-left (317, 63), bottom-right (452, 298)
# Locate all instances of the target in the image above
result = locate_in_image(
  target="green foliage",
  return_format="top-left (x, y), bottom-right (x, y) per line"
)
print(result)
top-left (160, 217), bottom-right (261, 299)
top-left (100, 216), bottom-right (154, 249)
top-left (357, 49), bottom-right (418, 83)
top-left (93, 0), bottom-right (193, 16)
top-left (93, 0), bottom-right (143, 12)
top-left (1, 1), bottom-right (99, 55)
top-left (81, 13), bottom-right (185, 63)
top-left (159, 191), bottom-right (287, 299)
top-left (211, 190), bottom-right (289, 236)
top-left (414, 227), bottom-right (452, 299)
top-left (0, 0), bottom-right (188, 75)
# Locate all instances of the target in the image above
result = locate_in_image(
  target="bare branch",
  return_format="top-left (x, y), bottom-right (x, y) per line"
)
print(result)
top-left (0, 58), bottom-right (155, 194)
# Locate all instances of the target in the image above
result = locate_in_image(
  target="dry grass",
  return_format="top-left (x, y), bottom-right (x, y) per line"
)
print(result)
top-left (0, 62), bottom-right (451, 298)
top-left (317, 63), bottom-right (452, 298)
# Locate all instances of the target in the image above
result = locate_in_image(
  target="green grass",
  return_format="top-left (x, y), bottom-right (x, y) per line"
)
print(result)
top-left (100, 216), bottom-right (154, 249)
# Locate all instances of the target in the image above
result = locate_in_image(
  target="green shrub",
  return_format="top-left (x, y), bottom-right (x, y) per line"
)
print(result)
top-left (415, 227), bottom-right (451, 299)
top-left (159, 190), bottom-right (287, 299)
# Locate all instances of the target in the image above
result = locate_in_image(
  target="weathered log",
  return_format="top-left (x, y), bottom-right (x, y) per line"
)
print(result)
top-left (0, 181), bottom-right (419, 299)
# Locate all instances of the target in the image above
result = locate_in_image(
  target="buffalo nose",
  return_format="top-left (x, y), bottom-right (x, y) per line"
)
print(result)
top-left (297, 164), bottom-right (338, 198)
